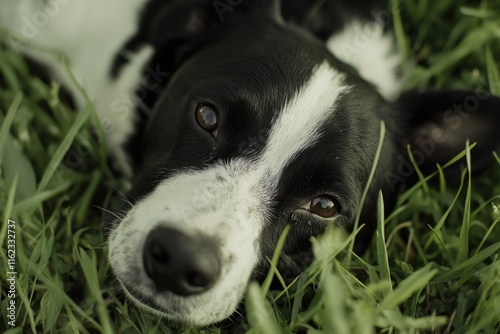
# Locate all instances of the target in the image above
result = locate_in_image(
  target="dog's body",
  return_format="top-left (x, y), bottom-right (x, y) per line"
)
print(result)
top-left (2, 0), bottom-right (500, 326)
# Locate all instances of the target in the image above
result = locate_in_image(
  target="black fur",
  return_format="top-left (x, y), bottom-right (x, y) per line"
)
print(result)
top-left (107, 0), bottom-right (500, 324)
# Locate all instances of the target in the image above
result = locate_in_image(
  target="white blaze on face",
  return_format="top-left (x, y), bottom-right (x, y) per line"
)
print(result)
top-left (108, 61), bottom-right (348, 325)
top-left (258, 62), bottom-right (349, 183)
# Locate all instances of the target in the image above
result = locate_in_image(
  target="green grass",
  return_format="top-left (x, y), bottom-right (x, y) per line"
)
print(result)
top-left (1, 0), bottom-right (500, 333)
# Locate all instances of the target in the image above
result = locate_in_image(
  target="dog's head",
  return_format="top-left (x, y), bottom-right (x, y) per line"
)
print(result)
top-left (107, 0), bottom-right (500, 325)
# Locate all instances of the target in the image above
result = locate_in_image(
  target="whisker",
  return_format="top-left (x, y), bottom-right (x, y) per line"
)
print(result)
top-left (116, 195), bottom-right (134, 209)
top-left (91, 204), bottom-right (123, 221)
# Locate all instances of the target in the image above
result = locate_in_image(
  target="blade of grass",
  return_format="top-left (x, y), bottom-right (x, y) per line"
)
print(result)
top-left (61, 56), bottom-right (110, 175)
top-left (392, 0), bottom-right (409, 60)
top-left (427, 27), bottom-right (494, 78)
top-left (432, 242), bottom-right (500, 284)
top-left (290, 271), bottom-right (309, 327)
top-left (397, 144), bottom-right (476, 204)
top-left (407, 144), bottom-right (429, 194)
top-left (317, 270), bottom-right (350, 334)
top-left (74, 170), bottom-right (102, 223)
top-left (493, 151), bottom-right (500, 165)
top-left (36, 106), bottom-right (89, 193)
top-left (457, 141), bottom-right (472, 263)
top-left (424, 169), bottom-right (466, 251)
top-left (475, 214), bottom-right (499, 254)
top-left (16, 275), bottom-right (37, 333)
top-left (37, 277), bottom-right (64, 332)
top-left (260, 224), bottom-right (290, 297)
top-left (0, 174), bottom-right (18, 251)
top-left (78, 248), bottom-right (114, 334)
top-left (246, 283), bottom-right (282, 334)
top-left (485, 46), bottom-right (500, 95)
top-left (376, 191), bottom-right (391, 290)
top-left (14, 181), bottom-right (71, 214)
top-left (0, 93), bottom-right (22, 164)
top-left (378, 263), bottom-right (437, 311)
top-left (347, 121), bottom-right (386, 265)
top-left (38, 271), bottom-right (102, 329)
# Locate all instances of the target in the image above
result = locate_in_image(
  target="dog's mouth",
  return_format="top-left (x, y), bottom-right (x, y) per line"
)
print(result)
top-left (118, 278), bottom-right (187, 318)
top-left (112, 263), bottom-right (248, 326)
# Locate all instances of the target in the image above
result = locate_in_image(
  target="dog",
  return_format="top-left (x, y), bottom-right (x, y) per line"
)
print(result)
top-left (2, 0), bottom-right (500, 326)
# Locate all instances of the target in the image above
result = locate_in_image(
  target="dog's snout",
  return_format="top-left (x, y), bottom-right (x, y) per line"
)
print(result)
top-left (143, 227), bottom-right (221, 296)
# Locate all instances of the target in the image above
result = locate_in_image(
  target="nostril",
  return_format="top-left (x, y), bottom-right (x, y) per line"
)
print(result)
top-left (185, 271), bottom-right (210, 289)
top-left (150, 239), bottom-right (170, 264)
top-left (143, 227), bottom-right (222, 296)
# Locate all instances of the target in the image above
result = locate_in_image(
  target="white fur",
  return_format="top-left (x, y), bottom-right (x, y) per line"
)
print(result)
top-left (108, 62), bottom-right (348, 325)
top-left (327, 20), bottom-right (402, 101)
top-left (260, 62), bottom-right (348, 181)
top-left (0, 0), bottom-right (152, 175)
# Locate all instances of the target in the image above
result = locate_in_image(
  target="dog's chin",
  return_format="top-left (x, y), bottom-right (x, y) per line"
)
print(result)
top-left (115, 276), bottom-right (241, 326)
top-left (118, 281), bottom-right (186, 323)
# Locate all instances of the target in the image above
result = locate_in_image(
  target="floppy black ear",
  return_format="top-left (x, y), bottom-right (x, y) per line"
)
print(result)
top-left (235, 0), bottom-right (282, 21)
top-left (144, 0), bottom-right (282, 49)
top-left (110, 0), bottom-right (214, 78)
top-left (399, 89), bottom-right (500, 174)
top-left (141, 0), bottom-right (213, 50)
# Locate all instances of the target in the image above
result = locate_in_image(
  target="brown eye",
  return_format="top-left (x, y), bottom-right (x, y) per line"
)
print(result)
top-left (196, 105), bottom-right (218, 134)
top-left (309, 195), bottom-right (339, 218)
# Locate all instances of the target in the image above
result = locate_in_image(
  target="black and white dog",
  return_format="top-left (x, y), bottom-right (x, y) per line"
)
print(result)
top-left (2, 0), bottom-right (500, 326)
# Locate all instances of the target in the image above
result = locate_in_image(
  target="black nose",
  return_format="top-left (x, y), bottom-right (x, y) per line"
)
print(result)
top-left (143, 227), bottom-right (221, 296)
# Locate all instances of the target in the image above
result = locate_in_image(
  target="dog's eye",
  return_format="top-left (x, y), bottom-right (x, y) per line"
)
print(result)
top-left (196, 105), bottom-right (218, 136)
top-left (306, 195), bottom-right (339, 218)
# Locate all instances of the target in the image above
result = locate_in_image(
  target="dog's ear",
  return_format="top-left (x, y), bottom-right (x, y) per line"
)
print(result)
top-left (144, 1), bottom-right (213, 49)
top-left (236, 0), bottom-right (282, 21)
top-left (398, 89), bottom-right (500, 174)
top-left (145, 0), bottom-right (282, 49)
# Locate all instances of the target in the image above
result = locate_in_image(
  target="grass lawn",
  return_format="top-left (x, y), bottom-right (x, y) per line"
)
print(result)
top-left (1, 0), bottom-right (500, 333)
